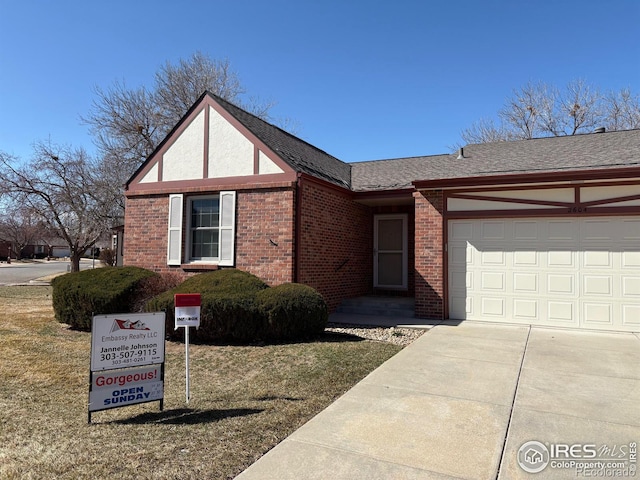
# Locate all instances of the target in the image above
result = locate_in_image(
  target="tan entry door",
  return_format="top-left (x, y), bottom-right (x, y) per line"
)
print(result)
top-left (374, 214), bottom-right (408, 289)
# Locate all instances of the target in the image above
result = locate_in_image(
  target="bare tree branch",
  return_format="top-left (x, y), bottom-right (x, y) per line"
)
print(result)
top-left (459, 79), bottom-right (639, 145)
top-left (0, 142), bottom-right (110, 271)
top-left (83, 52), bottom-right (285, 224)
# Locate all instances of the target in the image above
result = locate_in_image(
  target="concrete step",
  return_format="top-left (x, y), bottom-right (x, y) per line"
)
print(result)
top-left (336, 296), bottom-right (415, 318)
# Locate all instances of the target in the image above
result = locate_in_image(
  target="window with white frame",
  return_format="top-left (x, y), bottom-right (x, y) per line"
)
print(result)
top-left (167, 191), bottom-right (236, 266)
top-left (189, 196), bottom-right (220, 261)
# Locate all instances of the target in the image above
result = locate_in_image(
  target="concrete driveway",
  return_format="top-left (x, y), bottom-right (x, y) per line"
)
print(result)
top-left (237, 321), bottom-right (640, 480)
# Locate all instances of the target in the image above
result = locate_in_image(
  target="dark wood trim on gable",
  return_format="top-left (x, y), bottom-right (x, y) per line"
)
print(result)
top-left (125, 175), bottom-right (297, 197)
top-left (126, 93), bottom-right (296, 190)
top-left (206, 97), bottom-right (294, 175)
top-left (442, 180), bottom-right (640, 219)
top-left (414, 167), bottom-right (640, 190)
top-left (447, 192), bottom-right (572, 208)
top-left (203, 105), bottom-right (210, 179)
top-left (254, 145), bottom-right (259, 175)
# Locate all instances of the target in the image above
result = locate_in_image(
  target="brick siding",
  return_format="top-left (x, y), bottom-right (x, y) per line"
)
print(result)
top-left (235, 188), bottom-right (295, 285)
top-left (297, 179), bottom-right (372, 311)
top-left (414, 190), bottom-right (445, 319)
top-left (123, 188), bottom-right (296, 286)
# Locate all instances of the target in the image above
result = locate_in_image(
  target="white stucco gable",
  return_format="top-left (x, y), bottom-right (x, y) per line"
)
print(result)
top-left (127, 94), bottom-right (291, 189)
top-left (164, 109), bottom-right (206, 181)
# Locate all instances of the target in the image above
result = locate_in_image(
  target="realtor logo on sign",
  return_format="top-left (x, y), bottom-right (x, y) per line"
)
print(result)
top-left (174, 294), bottom-right (201, 329)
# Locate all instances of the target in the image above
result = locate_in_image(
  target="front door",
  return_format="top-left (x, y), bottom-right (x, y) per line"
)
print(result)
top-left (374, 214), bottom-right (408, 289)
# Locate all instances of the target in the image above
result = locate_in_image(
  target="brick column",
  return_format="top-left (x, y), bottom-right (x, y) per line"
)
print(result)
top-left (413, 190), bottom-right (444, 319)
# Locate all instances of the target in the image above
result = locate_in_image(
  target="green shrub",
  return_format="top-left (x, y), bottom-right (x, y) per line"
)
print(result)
top-left (257, 283), bottom-right (328, 341)
top-left (145, 269), bottom-right (268, 342)
top-left (52, 266), bottom-right (158, 330)
top-left (145, 270), bottom-right (328, 343)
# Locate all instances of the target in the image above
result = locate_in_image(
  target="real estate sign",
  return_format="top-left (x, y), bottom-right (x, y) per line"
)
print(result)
top-left (89, 364), bottom-right (164, 412)
top-left (91, 312), bottom-right (165, 371)
top-left (89, 312), bottom-right (166, 421)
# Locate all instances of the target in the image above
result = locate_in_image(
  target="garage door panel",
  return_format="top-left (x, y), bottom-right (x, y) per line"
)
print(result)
top-left (622, 276), bottom-right (640, 296)
top-left (450, 222), bottom-right (473, 240)
top-left (547, 301), bottom-right (576, 323)
top-left (622, 305), bottom-right (640, 325)
top-left (582, 302), bottom-right (613, 325)
top-left (622, 219), bottom-right (640, 240)
top-left (546, 274), bottom-right (576, 295)
top-left (622, 251), bottom-right (640, 268)
top-left (481, 297), bottom-right (505, 317)
top-left (448, 217), bottom-right (640, 332)
top-left (513, 299), bottom-right (538, 319)
top-left (548, 220), bottom-right (578, 241)
top-left (547, 250), bottom-right (575, 268)
top-left (514, 221), bottom-right (539, 241)
top-left (481, 250), bottom-right (506, 266)
top-left (513, 273), bottom-right (537, 293)
top-left (481, 271), bottom-right (505, 291)
top-left (583, 275), bottom-right (613, 296)
top-left (583, 220), bottom-right (616, 241)
top-left (583, 250), bottom-right (613, 268)
top-left (481, 222), bottom-right (505, 240)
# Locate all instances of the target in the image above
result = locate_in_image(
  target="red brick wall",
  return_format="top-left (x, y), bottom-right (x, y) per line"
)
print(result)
top-left (124, 195), bottom-right (170, 273)
top-left (123, 188), bottom-right (295, 285)
top-left (414, 190), bottom-right (444, 319)
top-left (235, 188), bottom-right (295, 285)
top-left (297, 179), bottom-right (372, 311)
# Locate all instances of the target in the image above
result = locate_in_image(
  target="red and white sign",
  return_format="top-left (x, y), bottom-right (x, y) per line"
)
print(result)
top-left (89, 365), bottom-right (163, 412)
top-left (175, 294), bottom-right (201, 329)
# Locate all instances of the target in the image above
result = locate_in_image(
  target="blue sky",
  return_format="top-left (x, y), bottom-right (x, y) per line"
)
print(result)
top-left (1, 0), bottom-right (639, 164)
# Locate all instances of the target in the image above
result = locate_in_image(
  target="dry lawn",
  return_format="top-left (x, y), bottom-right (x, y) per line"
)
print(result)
top-left (0, 286), bottom-right (401, 479)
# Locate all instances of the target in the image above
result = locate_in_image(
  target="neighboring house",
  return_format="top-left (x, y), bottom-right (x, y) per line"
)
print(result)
top-left (124, 91), bottom-right (640, 333)
top-left (0, 240), bottom-right (53, 259)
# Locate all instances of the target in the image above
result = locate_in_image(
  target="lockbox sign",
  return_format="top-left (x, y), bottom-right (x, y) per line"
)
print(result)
top-left (175, 293), bottom-right (201, 329)
top-left (91, 312), bottom-right (166, 371)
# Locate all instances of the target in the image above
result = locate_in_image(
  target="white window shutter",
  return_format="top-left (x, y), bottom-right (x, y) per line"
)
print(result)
top-left (218, 191), bottom-right (236, 266)
top-left (167, 194), bottom-right (183, 265)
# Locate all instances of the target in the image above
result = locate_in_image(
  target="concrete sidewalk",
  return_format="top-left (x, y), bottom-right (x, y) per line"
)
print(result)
top-left (236, 321), bottom-right (640, 480)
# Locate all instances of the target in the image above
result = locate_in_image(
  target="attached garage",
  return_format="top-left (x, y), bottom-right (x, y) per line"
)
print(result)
top-left (448, 216), bottom-right (640, 332)
top-left (413, 129), bottom-right (640, 334)
top-left (440, 179), bottom-right (640, 333)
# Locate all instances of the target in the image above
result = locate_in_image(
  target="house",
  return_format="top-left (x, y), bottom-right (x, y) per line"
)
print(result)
top-left (124, 91), bottom-right (640, 333)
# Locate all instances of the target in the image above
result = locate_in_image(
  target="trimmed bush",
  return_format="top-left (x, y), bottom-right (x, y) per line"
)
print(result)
top-left (146, 269), bottom-right (268, 343)
top-left (257, 283), bottom-right (328, 341)
top-left (145, 269), bottom-right (328, 343)
top-left (52, 266), bottom-right (158, 330)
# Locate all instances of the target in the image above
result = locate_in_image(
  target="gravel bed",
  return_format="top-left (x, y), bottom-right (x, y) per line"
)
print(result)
top-left (325, 323), bottom-right (426, 346)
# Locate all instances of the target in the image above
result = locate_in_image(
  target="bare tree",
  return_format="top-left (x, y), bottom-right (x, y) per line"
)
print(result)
top-left (458, 79), bottom-right (640, 146)
top-left (154, 54), bottom-right (245, 127)
top-left (603, 88), bottom-right (640, 131)
top-left (0, 142), bottom-right (110, 271)
top-left (83, 52), bottom-right (280, 222)
top-left (460, 117), bottom-right (518, 145)
top-left (0, 202), bottom-right (48, 259)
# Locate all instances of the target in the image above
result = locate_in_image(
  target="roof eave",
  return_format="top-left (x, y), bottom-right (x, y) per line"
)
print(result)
top-left (413, 166), bottom-right (640, 190)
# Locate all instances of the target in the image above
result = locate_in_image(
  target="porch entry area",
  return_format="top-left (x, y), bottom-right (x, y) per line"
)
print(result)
top-left (374, 214), bottom-right (408, 290)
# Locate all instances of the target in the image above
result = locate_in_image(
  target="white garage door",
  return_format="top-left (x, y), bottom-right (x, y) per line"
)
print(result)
top-left (448, 217), bottom-right (640, 332)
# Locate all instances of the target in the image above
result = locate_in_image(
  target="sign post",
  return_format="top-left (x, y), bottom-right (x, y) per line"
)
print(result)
top-left (174, 294), bottom-right (201, 404)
